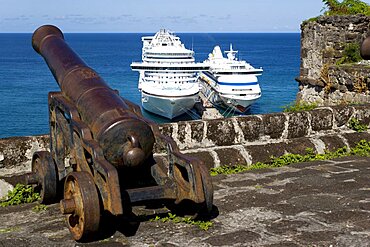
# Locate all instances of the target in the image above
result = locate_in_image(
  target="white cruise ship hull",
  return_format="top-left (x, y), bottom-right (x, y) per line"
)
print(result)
top-left (199, 72), bottom-right (261, 114)
top-left (219, 93), bottom-right (260, 113)
top-left (141, 91), bottom-right (199, 119)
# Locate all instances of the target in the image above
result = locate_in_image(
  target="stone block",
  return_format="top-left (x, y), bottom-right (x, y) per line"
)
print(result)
top-left (285, 138), bottom-right (315, 155)
top-left (189, 120), bottom-right (205, 143)
top-left (341, 132), bottom-right (370, 148)
top-left (262, 113), bottom-right (286, 139)
top-left (287, 112), bottom-right (310, 139)
top-left (353, 105), bottom-right (370, 126)
top-left (345, 33), bottom-right (359, 42)
top-left (332, 106), bottom-right (354, 127)
top-left (236, 115), bottom-right (263, 141)
top-left (319, 135), bottom-right (346, 152)
top-left (214, 147), bottom-right (248, 166)
top-left (176, 121), bottom-right (187, 144)
top-left (158, 123), bottom-right (173, 138)
top-left (0, 135), bottom-right (49, 169)
top-left (244, 142), bottom-right (289, 164)
top-left (310, 108), bottom-right (333, 131)
top-left (152, 141), bottom-right (166, 154)
top-left (205, 118), bottom-right (236, 146)
top-left (185, 151), bottom-right (215, 170)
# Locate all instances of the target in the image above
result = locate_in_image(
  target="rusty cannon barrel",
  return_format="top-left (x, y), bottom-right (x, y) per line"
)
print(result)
top-left (32, 25), bottom-right (154, 167)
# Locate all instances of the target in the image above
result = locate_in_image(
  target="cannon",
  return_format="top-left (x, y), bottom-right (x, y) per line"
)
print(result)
top-left (26, 25), bottom-right (213, 241)
top-left (361, 36), bottom-right (370, 60)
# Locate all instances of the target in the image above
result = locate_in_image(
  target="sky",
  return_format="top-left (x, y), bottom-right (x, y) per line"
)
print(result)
top-left (0, 0), bottom-right (369, 33)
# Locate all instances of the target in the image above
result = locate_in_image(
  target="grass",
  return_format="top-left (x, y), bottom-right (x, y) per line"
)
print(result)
top-left (348, 117), bottom-right (368, 132)
top-left (32, 204), bottom-right (48, 212)
top-left (149, 213), bottom-right (213, 231)
top-left (210, 139), bottom-right (370, 176)
top-left (0, 227), bottom-right (20, 234)
top-left (0, 184), bottom-right (40, 207)
top-left (283, 101), bottom-right (318, 112)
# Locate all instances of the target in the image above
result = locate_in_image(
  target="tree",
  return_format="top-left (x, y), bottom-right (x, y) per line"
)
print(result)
top-left (322, 0), bottom-right (370, 15)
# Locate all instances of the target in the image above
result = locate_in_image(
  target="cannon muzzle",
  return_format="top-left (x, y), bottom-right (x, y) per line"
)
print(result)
top-left (361, 36), bottom-right (370, 60)
top-left (32, 25), bottom-right (155, 167)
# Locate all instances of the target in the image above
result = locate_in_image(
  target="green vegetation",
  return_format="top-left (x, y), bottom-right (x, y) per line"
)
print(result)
top-left (322, 0), bottom-right (370, 16)
top-left (283, 101), bottom-right (318, 112)
top-left (348, 117), bottom-right (368, 132)
top-left (303, 0), bottom-right (370, 25)
top-left (211, 140), bottom-right (370, 176)
top-left (32, 204), bottom-right (48, 212)
top-left (0, 227), bottom-right (20, 234)
top-left (0, 184), bottom-right (40, 207)
top-left (150, 213), bottom-right (213, 231)
top-left (336, 43), bottom-right (362, 65)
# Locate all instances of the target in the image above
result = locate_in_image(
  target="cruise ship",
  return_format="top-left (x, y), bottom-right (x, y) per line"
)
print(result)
top-left (199, 44), bottom-right (263, 114)
top-left (130, 29), bottom-right (209, 119)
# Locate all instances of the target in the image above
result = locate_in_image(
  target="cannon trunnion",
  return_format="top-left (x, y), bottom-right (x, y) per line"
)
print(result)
top-left (27, 25), bottom-right (213, 241)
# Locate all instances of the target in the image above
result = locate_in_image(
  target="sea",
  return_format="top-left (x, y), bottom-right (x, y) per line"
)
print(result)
top-left (0, 33), bottom-right (300, 139)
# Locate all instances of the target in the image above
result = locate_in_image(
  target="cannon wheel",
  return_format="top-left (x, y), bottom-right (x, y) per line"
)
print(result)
top-left (63, 172), bottom-right (100, 241)
top-left (170, 163), bottom-right (214, 220)
top-left (32, 151), bottom-right (58, 204)
top-left (195, 167), bottom-right (214, 219)
top-left (190, 165), bottom-right (214, 220)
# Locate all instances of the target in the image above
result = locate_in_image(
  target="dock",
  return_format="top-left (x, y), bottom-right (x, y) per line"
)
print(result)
top-left (195, 91), bottom-right (223, 120)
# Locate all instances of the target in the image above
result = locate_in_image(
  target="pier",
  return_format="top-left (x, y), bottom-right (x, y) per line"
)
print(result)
top-left (195, 90), bottom-right (223, 120)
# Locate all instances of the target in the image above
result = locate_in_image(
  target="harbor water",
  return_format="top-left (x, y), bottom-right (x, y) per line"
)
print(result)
top-left (0, 33), bottom-right (300, 138)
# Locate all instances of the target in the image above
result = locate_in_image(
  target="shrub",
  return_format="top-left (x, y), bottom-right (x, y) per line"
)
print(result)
top-left (150, 213), bottom-right (213, 231)
top-left (283, 101), bottom-right (318, 112)
top-left (336, 43), bottom-right (362, 65)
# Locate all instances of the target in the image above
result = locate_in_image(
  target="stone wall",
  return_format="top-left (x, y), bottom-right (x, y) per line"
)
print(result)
top-left (296, 15), bottom-right (370, 105)
top-left (2, 104), bottom-right (370, 176)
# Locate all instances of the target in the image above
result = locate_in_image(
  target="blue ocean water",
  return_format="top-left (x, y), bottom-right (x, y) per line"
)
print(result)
top-left (0, 33), bottom-right (300, 138)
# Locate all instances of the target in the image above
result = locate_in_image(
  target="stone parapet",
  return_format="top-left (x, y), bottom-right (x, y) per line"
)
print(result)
top-left (1, 104), bottom-right (370, 176)
top-left (157, 105), bottom-right (368, 152)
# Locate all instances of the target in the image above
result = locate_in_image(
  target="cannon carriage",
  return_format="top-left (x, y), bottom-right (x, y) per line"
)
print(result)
top-left (26, 25), bottom-right (213, 241)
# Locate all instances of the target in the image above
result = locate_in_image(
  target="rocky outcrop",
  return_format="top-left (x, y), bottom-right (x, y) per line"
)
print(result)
top-left (297, 15), bottom-right (370, 105)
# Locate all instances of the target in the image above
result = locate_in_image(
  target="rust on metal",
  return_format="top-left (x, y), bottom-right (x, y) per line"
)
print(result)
top-left (29, 24), bottom-right (214, 241)
top-left (32, 25), bottom-right (154, 168)
top-left (62, 172), bottom-right (100, 241)
top-left (361, 36), bottom-right (370, 60)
